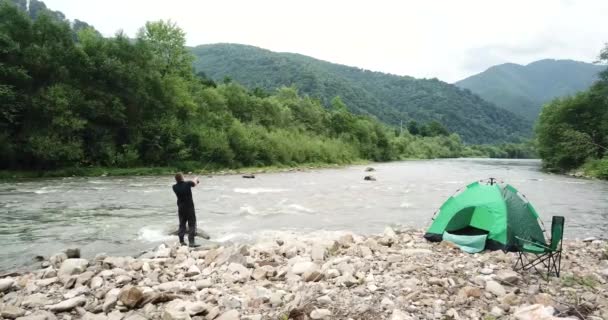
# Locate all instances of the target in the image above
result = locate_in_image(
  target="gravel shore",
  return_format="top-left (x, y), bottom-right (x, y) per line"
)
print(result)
top-left (1, 227), bottom-right (607, 320)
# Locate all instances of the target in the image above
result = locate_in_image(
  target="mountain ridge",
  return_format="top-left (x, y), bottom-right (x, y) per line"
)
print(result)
top-left (191, 43), bottom-right (531, 144)
top-left (455, 59), bottom-right (605, 120)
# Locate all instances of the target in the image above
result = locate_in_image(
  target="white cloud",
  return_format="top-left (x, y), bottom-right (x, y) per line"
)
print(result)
top-left (44, 0), bottom-right (608, 82)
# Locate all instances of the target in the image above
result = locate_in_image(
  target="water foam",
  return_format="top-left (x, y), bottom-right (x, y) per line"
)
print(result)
top-left (286, 204), bottom-right (314, 213)
top-left (137, 226), bottom-right (172, 242)
top-left (34, 188), bottom-right (59, 194)
top-left (239, 205), bottom-right (261, 215)
top-left (234, 188), bottom-right (288, 195)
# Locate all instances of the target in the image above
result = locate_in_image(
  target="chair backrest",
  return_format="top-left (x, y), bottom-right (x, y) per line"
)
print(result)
top-left (549, 216), bottom-right (565, 251)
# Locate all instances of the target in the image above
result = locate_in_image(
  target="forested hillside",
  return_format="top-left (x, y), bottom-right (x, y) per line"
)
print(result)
top-left (1, 1), bottom-right (503, 174)
top-left (191, 44), bottom-right (532, 144)
top-left (535, 48), bottom-right (608, 179)
top-left (456, 59), bottom-right (604, 121)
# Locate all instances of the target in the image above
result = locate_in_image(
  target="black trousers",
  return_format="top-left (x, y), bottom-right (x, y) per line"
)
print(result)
top-left (177, 205), bottom-right (196, 243)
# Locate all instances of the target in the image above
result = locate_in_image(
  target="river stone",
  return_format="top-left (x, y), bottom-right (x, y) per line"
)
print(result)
top-left (533, 293), bottom-right (553, 306)
top-left (336, 273), bottom-right (358, 287)
top-left (496, 270), bottom-right (520, 284)
top-left (387, 254), bottom-right (402, 263)
top-left (64, 285), bottom-right (90, 299)
top-left (184, 301), bottom-right (208, 316)
top-left (390, 309), bottom-right (413, 320)
top-left (216, 310), bottom-right (239, 320)
top-left (103, 257), bottom-right (130, 269)
top-left (325, 269), bottom-right (340, 279)
top-left (22, 293), bottom-right (51, 308)
top-left (58, 259), bottom-right (89, 280)
top-left (103, 288), bottom-right (121, 313)
top-left (480, 268), bottom-right (493, 275)
top-left (486, 280), bottom-right (506, 297)
top-left (162, 300), bottom-right (191, 320)
top-left (310, 309), bottom-right (332, 319)
top-left (490, 306), bottom-right (505, 317)
top-left (338, 234), bottom-right (354, 247)
top-left (303, 270), bottom-right (323, 282)
top-left (115, 275), bottom-right (132, 286)
top-left (384, 226), bottom-right (398, 239)
top-left (49, 253), bottom-right (68, 268)
top-left (0, 278), bottom-right (14, 292)
top-left (65, 248), bottom-right (81, 259)
top-left (107, 310), bottom-right (125, 320)
top-left (1, 305), bottom-right (26, 319)
top-left (119, 286), bottom-right (143, 309)
top-left (47, 296), bottom-right (87, 312)
top-left (459, 286), bottom-right (481, 298)
top-left (225, 263), bottom-right (251, 283)
top-left (35, 277), bottom-right (57, 287)
top-left (185, 265), bottom-right (201, 277)
top-left (90, 276), bottom-right (104, 289)
top-left (291, 262), bottom-right (318, 275)
top-left (155, 247), bottom-right (171, 259)
top-left (157, 281), bottom-right (184, 292)
top-left (381, 297), bottom-right (395, 309)
top-left (195, 279), bottom-right (212, 290)
top-left (77, 271), bottom-right (96, 285)
top-left (311, 245), bottom-right (327, 261)
top-left (124, 314), bottom-right (147, 320)
top-left (15, 310), bottom-right (58, 320)
top-left (41, 267), bottom-right (57, 279)
top-left (82, 313), bottom-right (108, 320)
top-left (360, 245), bottom-right (373, 258)
top-left (513, 304), bottom-right (556, 320)
top-left (317, 295), bottom-right (332, 305)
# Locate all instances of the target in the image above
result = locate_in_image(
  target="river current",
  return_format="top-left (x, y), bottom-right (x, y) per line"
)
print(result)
top-left (1, 159), bottom-right (607, 271)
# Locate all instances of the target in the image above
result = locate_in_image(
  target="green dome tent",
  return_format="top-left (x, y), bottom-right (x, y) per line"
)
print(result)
top-left (424, 180), bottom-right (546, 253)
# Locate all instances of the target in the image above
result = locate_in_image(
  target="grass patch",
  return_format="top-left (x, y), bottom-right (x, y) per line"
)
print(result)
top-left (561, 275), bottom-right (599, 289)
top-left (582, 157), bottom-right (608, 180)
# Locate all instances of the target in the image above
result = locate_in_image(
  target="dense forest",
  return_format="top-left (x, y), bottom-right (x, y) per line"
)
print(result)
top-left (536, 46), bottom-right (608, 179)
top-left (191, 44), bottom-right (532, 144)
top-left (456, 59), bottom-right (604, 121)
top-left (2, 1), bottom-right (530, 175)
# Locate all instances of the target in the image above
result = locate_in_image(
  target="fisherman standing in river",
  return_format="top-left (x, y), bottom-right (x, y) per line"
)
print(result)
top-left (172, 173), bottom-right (200, 247)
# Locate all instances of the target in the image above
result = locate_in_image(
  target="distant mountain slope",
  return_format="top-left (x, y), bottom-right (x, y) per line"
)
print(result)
top-left (455, 59), bottom-right (605, 120)
top-left (191, 43), bottom-right (531, 144)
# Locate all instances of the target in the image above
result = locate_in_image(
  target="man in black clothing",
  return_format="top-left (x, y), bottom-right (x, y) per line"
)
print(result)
top-left (172, 173), bottom-right (200, 247)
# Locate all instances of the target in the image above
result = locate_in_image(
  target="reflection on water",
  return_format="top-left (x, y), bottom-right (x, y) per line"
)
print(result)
top-left (0, 158), bottom-right (607, 271)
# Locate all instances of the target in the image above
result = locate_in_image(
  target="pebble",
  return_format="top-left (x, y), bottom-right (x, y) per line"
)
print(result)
top-left (310, 308), bottom-right (332, 319)
top-left (486, 280), bottom-right (507, 297)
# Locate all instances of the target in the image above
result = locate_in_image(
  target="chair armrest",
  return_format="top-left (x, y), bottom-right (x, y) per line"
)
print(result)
top-left (515, 236), bottom-right (551, 250)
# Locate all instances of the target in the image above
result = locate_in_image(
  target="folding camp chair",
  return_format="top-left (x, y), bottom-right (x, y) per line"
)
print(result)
top-left (513, 216), bottom-right (564, 277)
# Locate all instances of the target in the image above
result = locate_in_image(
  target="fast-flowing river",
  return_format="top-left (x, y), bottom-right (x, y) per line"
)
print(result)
top-left (1, 158), bottom-right (607, 271)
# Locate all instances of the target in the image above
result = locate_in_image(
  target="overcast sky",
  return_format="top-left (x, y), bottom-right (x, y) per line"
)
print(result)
top-left (44, 0), bottom-right (607, 82)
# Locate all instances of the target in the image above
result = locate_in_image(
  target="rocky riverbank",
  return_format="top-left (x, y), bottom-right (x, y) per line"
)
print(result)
top-left (1, 228), bottom-right (607, 320)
